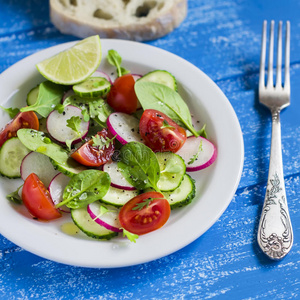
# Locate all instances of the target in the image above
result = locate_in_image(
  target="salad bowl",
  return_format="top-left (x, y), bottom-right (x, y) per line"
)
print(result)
top-left (0, 39), bottom-right (244, 268)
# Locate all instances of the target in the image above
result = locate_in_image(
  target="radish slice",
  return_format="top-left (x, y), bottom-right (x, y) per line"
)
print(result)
top-left (87, 202), bottom-right (122, 233)
top-left (47, 105), bottom-right (89, 145)
top-left (176, 136), bottom-right (217, 171)
top-left (49, 173), bottom-right (71, 213)
top-left (21, 151), bottom-right (60, 187)
top-left (61, 89), bottom-right (75, 103)
top-left (132, 74), bottom-right (142, 81)
top-left (103, 161), bottom-right (136, 190)
top-left (107, 112), bottom-right (144, 145)
top-left (92, 71), bottom-right (112, 84)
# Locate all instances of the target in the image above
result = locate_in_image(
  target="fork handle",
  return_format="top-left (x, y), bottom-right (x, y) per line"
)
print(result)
top-left (257, 108), bottom-right (293, 260)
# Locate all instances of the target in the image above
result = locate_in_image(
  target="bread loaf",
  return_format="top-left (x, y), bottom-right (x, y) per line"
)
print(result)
top-left (50, 0), bottom-right (187, 41)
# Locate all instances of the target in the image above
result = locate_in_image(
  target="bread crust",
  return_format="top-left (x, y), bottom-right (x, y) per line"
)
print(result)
top-left (50, 0), bottom-right (187, 41)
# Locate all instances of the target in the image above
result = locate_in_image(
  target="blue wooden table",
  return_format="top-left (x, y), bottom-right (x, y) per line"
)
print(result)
top-left (1, 0), bottom-right (300, 299)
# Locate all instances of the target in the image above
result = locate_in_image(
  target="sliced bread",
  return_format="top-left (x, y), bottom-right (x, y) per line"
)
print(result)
top-left (50, 0), bottom-right (187, 41)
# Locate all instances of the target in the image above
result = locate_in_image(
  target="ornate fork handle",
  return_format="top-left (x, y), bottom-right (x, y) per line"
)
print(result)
top-left (257, 108), bottom-right (293, 260)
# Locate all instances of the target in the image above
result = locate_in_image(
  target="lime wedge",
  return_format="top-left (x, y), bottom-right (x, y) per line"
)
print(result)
top-left (36, 35), bottom-right (102, 85)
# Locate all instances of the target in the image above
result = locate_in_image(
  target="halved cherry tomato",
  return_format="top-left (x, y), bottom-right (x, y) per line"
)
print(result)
top-left (139, 109), bottom-right (187, 152)
top-left (0, 111), bottom-right (39, 147)
top-left (71, 128), bottom-right (115, 167)
top-left (119, 191), bottom-right (171, 235)
top-left (107, 74), bottom-right (138, 114)
top-left (22, 173), bottom-right (61, 220)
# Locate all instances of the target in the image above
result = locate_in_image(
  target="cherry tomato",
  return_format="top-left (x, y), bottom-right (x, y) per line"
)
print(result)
top-left (71, 128), bottom-right (115, 167)
top-left (0, 111), bottom-right (39, 147)
top-left (139, 109), bottom-right (187, 152)
top-left (107, 74), bottom-right (138, 114)
top-left (22, 173), bottom-right (61, 220)
top-left (119, 191), bottom-right (171, 235)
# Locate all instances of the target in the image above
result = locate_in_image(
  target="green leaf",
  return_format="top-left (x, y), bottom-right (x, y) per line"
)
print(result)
top-left (0, 106), bottom-right (20, 118)
top-left (134, 81), bottom-right (199, 137)
top-left (6, 185), bottom-right (23, 204)
top-left (197, 124), bottom-right (207, 138)
top-left (118, 142), bottom-right (161, 192)
top-left (107, 49), bottom-right (130, 77)
top-left (160, 119), bottom-right (175, 130)
top-left (122, 229), bottom-right (139, 243)
top-left (64, 95), bottom-right (113, 127)
top-left (20, 81), bottom-right (67, 118)
top-left (58, 170), bottom-right (111, 209)
top-left (17, 129), bottom-right (85, 174)
top-left (66, 116), bottom-right (82, 134)
top-left (92, 134), bottom-right (116, 148)
top-left (132, 197), bottom-right (158, 211)
top-left (65, 116), bottom-right (84, 150)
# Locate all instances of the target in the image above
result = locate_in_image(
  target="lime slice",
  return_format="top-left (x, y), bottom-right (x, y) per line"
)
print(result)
top-left (36, 35), bottom-right (102, 85)
top-left (73, 77), bottom-right (111, 98)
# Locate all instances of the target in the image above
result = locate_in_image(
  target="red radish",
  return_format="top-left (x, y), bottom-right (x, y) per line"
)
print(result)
top-left (87, 202), bottom-right (122, 233)
top-left (107, 112), bottom-right (144, 145)
top-left (176, 136), bottom-right (217, 171)
top-left (132, 74), bottom-right (142, 81)
top-left (47, 105), bottom-right (89, 145)
top-left (92, 70), bottom-right (112, 84)
top-left (61, 89), bottom-right (75, 103)
top-left (21, 151), bottom-right (60, 187)
top-left (49, 173), bottom-right (71, 213)
top-left (103, 161), bottom-right (136, 190)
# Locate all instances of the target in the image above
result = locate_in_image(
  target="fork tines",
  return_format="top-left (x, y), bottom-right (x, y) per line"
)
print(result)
top-left (259, 20), bottom-right (290, 91)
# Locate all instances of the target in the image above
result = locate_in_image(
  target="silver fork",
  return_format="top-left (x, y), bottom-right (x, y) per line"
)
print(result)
top-left (257, 20), bottom-right (293, 260)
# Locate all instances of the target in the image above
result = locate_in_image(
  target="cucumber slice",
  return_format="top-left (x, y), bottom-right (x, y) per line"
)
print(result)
top-left (137, 70), bottom-right (177, 91)
top-left (71, 207), bottom-right (118, 240)
top-left (162, 174), bottom-right (196, 209)
top-left (0, 137), bottom-right (30, 178)
top-left (50, 158), bottom-right (86, 177)
top-left (73, 77), bottom-right (111, 98)
top-left (100, 185), bottom-right (140, 208)
top-left (156, 152), bottom-right (186, 191)
top-left (26, 85), bottom-right (39, 106)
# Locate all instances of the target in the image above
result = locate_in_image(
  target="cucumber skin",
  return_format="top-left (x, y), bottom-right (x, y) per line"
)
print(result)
top-left (137, 70), bottom-right (178, 91)
top-left (168, 174), bottom-right (196, 210)
top-left (73, 77), bottom-right (111, 98)
top-left (0, 137), bottom-right (30, 179)
top-left (145, 174), bottom-right (196, 209)
top-left (156, 152), bottom-right (186, 192)
top-left (26, 85), bottom-right (39, 106)
top-left (71, 208), bottom-right (118, 240)
top-left (50, 158), bottom-right (86, 177)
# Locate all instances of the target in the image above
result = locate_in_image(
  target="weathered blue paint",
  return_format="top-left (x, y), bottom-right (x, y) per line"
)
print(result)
top-left (0, 0), bottom-right (299, 299)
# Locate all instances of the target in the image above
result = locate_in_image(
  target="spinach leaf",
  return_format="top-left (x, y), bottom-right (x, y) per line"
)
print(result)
top-left (197, 124), bottom-right (207, 138)
top-left (134, 81), bottom-right (199, 137)
top-left (17, 129), bottom-right (85, 174)
top-left (107, 49), bottom-right (130, 77)
top-left (6, 185), bottom-right (23, 204)
top-left (21, 81), bottom-right (67, 118)
top-left (58, 170), bottom-right (111, 209)
top-left (0, 106), bottom-right (19, 118)
top-left (118, 142), bottom-right (161, 192)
